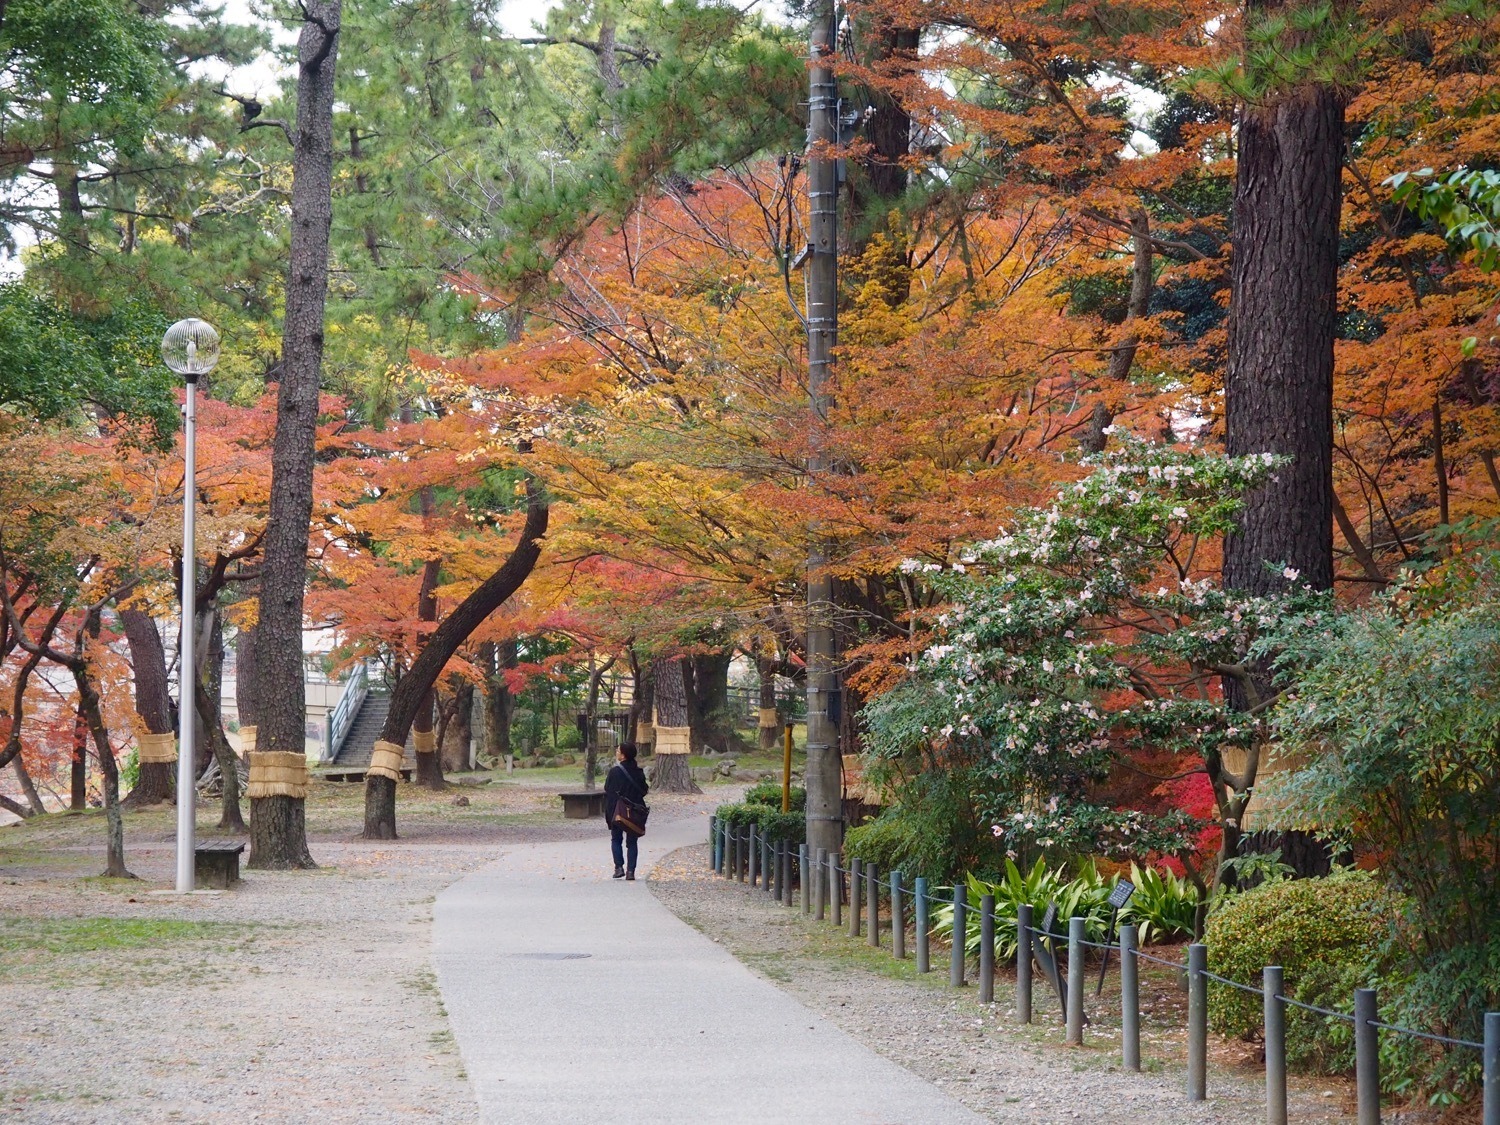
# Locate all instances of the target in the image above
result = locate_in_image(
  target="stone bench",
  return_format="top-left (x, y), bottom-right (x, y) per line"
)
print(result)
top-left (195, 841), bottom-right (245, 889)
top-left (558, 791), bottom-right (608, 819)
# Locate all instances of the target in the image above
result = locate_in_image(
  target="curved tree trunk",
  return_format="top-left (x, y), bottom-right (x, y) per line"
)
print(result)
top-left (121, 608), bottom-right (175, 807)
top-left (251, 0), bottom-right (340, 872)
top-left (363, 490), bottom-right (548, 839)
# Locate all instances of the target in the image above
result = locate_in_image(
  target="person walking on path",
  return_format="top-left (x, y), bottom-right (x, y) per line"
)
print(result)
top-left (603, 743), bottom-right (649, 880)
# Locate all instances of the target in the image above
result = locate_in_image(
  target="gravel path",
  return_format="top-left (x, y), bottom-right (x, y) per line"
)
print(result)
top-left (649, 844), bottom-right (1362, 1125)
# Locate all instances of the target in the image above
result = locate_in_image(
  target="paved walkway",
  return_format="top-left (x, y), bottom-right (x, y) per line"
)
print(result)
top-left (432, 802), bottom-right (988, 1125)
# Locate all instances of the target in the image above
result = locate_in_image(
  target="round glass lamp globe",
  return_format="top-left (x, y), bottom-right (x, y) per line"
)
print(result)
top-left (161, 318), bottom-right (221, 376)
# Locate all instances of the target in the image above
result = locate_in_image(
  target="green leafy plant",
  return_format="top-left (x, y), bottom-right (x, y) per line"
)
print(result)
top-left (120, 748), bottom-right (140, 793)
top-left (926, 858), bottom-right (1195, 961)
top-left (1121, 862), bottom-right (1198, 946)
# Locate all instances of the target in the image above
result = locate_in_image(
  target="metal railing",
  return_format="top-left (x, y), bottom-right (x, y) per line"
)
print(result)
top-left (706, 817), bottom-right (1500, 1125)
top-left (324, 662), bottom-right (369, 763)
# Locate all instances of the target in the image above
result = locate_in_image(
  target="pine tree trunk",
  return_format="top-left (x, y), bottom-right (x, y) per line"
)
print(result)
top-left (121, 608), bottom-right (175, 807)
top-left (1223, 0), bottom-right (1345, 878)
top-left (252, 0), bottom-right (340, 870)
top-left (1224, 71), bottom-right (1342, 597)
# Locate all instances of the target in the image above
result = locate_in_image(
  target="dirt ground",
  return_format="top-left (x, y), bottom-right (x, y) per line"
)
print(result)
top-left (647, 844), bottom-right (1382, 1125)
top-left (0, 776), bottom-right (590, 1123)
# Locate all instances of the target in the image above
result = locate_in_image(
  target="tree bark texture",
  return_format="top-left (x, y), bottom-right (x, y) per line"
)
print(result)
top-left (413, 551), bottom-right (443, 790)
top-left (121, 608), bottom-right (174, 806)
top-left (685, 650), bottom-right (739, 754)
top-left (757, 655), bottom-right (780, 753)
top-left (236, 620), bottom-right (262, 729)
top-left (443, 680), bottom-right (473, 772)
top-left (251, 0), bottom-right (339, 870)
top-left (1223, 3), bottom-right (1345, 878)
top-left (649, 657), bottom-right (700, 793)
top-left (1223, 79), bottom-right (1343, 597)
top-left (196, 608), bottom-right (246, 832)
top-left (363, 488), bottom-right (548, 839)
top-left (482, 639), bottom-right (516, 760)
top-left (72, 617), bottom-right (131, 877)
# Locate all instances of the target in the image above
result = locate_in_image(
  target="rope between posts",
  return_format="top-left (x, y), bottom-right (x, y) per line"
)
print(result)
top-left (1131, 947), bottom-right (1188, 969)
top-left (1199, 969), bottom-right (1266, 997)
top-left (1369, 1021), bottom-right (1483, 1050)
top-left (1276, 994), bottom-right (1357, 1023)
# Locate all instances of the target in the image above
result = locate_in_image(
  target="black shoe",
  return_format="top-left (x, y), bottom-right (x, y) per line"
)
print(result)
top-left (625, 871), bottom-right (636, 881)
top-left (613, 866), bottom-right (625, 879)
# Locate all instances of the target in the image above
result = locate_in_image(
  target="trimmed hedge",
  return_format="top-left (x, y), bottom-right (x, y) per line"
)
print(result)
top-left (714, 800), bottom-right (805, 845)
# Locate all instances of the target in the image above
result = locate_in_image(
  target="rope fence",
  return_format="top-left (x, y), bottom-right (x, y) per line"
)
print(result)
top-left (707, 816), bottom-right (1500, 1125)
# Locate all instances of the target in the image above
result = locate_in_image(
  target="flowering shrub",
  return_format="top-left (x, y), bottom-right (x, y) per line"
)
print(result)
top-left (864, 441), bottom-right (1329, 898)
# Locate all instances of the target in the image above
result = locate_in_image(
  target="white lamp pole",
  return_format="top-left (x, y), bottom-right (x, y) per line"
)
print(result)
top-left (162, 319), bottom-right (220, 893)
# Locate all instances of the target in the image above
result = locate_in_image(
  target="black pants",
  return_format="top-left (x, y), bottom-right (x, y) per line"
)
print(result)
top-left (611, 825), bottom-right (638, 872)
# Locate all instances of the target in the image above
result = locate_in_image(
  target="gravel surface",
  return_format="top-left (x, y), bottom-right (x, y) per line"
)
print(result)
top-left (0, 778), bottom-right (595, 1123)
top-left (649, 844), bottom-right (1365, 1125)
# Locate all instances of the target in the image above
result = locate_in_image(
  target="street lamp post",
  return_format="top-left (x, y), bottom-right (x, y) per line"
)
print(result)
top-left (161, 319), bottom-right (220, 893)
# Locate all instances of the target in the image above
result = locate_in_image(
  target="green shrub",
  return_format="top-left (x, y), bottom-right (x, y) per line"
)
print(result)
top-left (554, 725), bottom-right (582, 751)
top-left (742, 781), bottom-right (805, 811)
top-left (837, 776), bottom-right (986, 882)
top-left (844, 814), bottom-right (920, 876)
top-left (714, 802), bottom-right (804, 845)
top-left (121, 748), bottom-right (139, 792)
top-left (1205, 870), bottom-right (1395, 1072)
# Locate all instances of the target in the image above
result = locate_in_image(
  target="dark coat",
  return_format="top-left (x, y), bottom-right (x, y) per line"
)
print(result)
top-left (603, 760), bottom-right (649, 825)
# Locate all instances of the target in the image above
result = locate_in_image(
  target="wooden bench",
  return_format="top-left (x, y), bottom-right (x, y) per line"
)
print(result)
top-left (195, 841), bottom-right (246, 889)
top-left (558, 791), bottom-right (609, 819)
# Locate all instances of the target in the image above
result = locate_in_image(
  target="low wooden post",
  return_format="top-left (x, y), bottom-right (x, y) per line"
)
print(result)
top-left (709, 816), bottom-right (719, 871)
top-left (1066, 916), bottom-right (1085, 1045)
top-left (1120, 924), bottom-right (1140, 1072)
top-left (979, 893), bottom-right (996, 1004)
top-left (865, 861), bottom-right (879, 948)
top-left (814, 848), bottom-right (827, 920)
top-left (915, 876), bottom-right (930, 973)
top-left (1355, 988), bottom-right (1380, 1125)
top-left (1484, 1011), bottom-right (1499, 1125)
top-left (781, 842), bottom-right (793, 907)
top-left (830, 853), bottom-right (842, 927)
top-left (1187, 943), bottom-right (1207, 1101)
top-left (890, 870), bottom-right (905, 960)
top-left (799, 844), bottom-right (810, 914)
top-left (849, 858), bottom-right (863, 938)
top-left (950, 884), bottom-right (966, 987)
top-left (1016, 902), bottom-right (1033, 1023)
top-left (748, 824), bottom-right (758, 886)
top-left (1264, 965), bottom-right (1286, 1125)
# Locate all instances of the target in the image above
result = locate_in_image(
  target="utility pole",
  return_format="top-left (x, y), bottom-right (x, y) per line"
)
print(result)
top-left (804, 0), bottom-right (842, 859)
